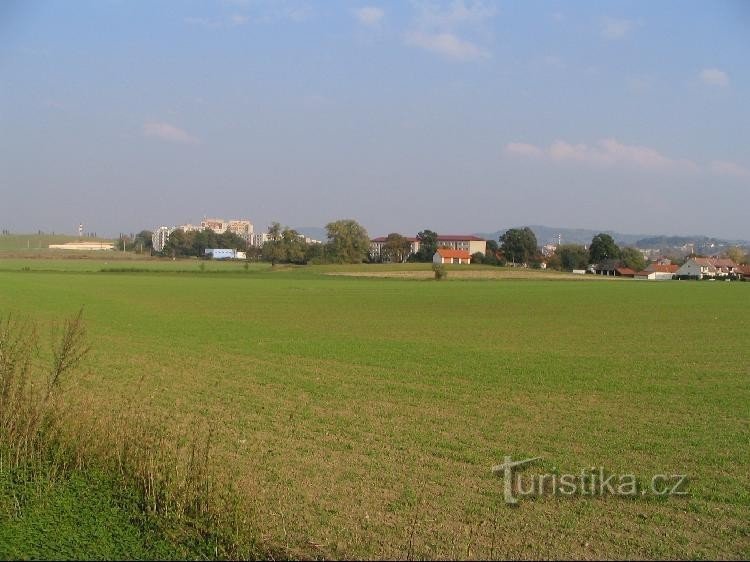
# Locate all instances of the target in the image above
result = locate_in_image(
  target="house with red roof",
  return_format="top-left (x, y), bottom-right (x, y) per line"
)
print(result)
top-left (370, 234), bottom-right (487, 261)
top-left (593, 260), bottom-right (635, 277)
top-left (634, 263), bottom-right (679, 281)
top-left (433, 248), bottom-right (472, 265)
top-left (615, 267), bottom-right (636, 278)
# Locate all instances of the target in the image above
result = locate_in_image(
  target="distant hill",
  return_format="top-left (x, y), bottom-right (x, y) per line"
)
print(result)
top-left (476, 225), bottom-right (748, 249)
top-left (290, 225), bottom-right (747, 250)
top-left (476, 225), bottom-right (647, 246)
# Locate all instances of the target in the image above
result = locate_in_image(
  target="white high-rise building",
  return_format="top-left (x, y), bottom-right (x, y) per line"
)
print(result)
top-left (152, 226), bottom-right (174, 252)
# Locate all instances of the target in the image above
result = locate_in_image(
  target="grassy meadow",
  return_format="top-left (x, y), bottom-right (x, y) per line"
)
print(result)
top-left (0, 258), bottom-right (748, 559)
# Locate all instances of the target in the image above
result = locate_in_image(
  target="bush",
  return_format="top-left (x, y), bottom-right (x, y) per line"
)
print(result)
top-left (432, 263), bottom-right (447, 281)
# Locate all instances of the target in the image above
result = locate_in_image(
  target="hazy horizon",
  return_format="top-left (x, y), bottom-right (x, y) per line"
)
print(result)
top-left (1, 1), bottom-right (748, 240)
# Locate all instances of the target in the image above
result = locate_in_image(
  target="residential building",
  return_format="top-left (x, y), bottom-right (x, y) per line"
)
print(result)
top-left (250, 232), bottom-right (273, 247)
top-left (370, 234), bottom-right (487, 260)
top-left (200, 218), bottom-right (254, 242)
top-left (436, 235), bottom-right (487, 255)
top-left (433, 248), bottom-right (471, 265)
top-left (177, 223), bottom-right (203, 233)
top-left (370, 236), bottom-right (420, 259)
top-left (201, 218), bottom-right (227, 233)
top-left (675, 257), bottom-right (739, 279)
top-left (152, 226), bottom-right (174, 252)
top-left (153, 218), bottom-right (254, 252)
top-left (634, 263), bottom-right (679, 281)
top-left (226, 220), bottom-right (253, 242)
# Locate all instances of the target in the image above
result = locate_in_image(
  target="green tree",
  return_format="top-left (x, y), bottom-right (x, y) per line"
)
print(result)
top-left (281, 228), bottom-right (306, 264)
top-left (260, 224), bottom-right (311, 265)
top-left (262, 222), bottom-right (286, 266)
top-left (267, 222), bottom-right (281, 242)
top-left (325, 219), bottom-right (370, 263)
top-left (217, 230), bottom-right (247, 250)
top-left (415, 229), bottom-right (438, 262)
top-left (557, 244), bottom-right (589, 271)
top-left (725, 246), bottom-right (745, 264)
top-left (546, 253), bottom-right (562, 270)
top-left (620, 247), bottom-right (646, 272)
top-left (382, 233), bottom-right (412, 263)
top-left (133, 230), bottom-right (153, 253)
top-left (161, 228), bottom-right (189, 257)
top-left (471, 252), bottom-right (485, 264)
top-left (589, 233), bottom-right (620, 264)
top-left (305, 242), bottom-right (326, 264)
top-left (245, 246), bottom-right (263, 261)
top-left (499, 227), bottom-right (538, 264)
top-left (483, 240), bottom-right (499, 265)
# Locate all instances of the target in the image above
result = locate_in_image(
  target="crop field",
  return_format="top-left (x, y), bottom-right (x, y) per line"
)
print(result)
top-left (0, 234), bottom-right (114, 251)
top-left (0, 259), bottom-right (748, 559)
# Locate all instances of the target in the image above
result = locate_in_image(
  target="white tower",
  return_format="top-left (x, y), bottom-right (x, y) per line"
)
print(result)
top-left (78, 223), bottom-right (83, 237)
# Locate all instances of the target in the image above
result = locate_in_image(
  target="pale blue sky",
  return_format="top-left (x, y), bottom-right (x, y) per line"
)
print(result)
top-left (1, 1), bottom-right (748, 239)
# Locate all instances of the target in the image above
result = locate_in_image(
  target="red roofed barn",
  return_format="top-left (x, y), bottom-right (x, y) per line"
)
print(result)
top-left (433, 248), bottom-right (472, 265)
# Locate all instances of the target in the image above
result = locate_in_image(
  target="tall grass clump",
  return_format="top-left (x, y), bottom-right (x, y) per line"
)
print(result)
top-left (0, 310), bottom-right (88, 471)
top-left (432, 263), bottom-right (447, 280)
top-left (0, 310), bottom-right (262, 559)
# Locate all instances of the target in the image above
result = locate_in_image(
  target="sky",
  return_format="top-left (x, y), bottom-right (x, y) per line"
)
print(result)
top-left (1, 0), bottom-right (749, 240)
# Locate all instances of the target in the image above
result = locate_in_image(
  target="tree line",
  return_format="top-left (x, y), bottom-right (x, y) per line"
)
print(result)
top-left (495, 229), bottom-right (648, 271)
top-left (153, 219), bottom-right (373, 265)
top-left (129, 222), bottom-right (749, 269)
top-left (375, 227), bottom-right (651, 271)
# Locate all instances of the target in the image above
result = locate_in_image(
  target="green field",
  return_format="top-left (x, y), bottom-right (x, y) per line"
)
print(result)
top-left (0, 233), bottom-right (114, 250)
top-left (0, 259), bottom-right (748, 559)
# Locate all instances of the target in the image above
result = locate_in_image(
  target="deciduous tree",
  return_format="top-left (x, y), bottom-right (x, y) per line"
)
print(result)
top-left (325, 219), bottom-right (370, 263)
top-left (500, 227), bottom-right (537, 264)
top-left (557, 244), bottom-right (589, 270)
top-left (415, 229), bottom-right (438, 262)
top-left (589, 233), bottom-right (620, 264)
top-left (382, 233), bottom-right (412, 263)
top-left (620, 247), bottom-right (646, 272)
top-left (725, 246), bottom-right (745, 264)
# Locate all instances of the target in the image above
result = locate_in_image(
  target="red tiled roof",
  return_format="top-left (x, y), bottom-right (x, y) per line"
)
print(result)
top-left (436, 235), bottom-right (486, 242)
top-left (711, 258), bottom-right (738, 268)
top-left (436, 249), bottom-right (471, 259)
top-left (616, 267), bottom-right (636, 275)
top-left (647, 263), bottom-right (679, 273)
top-left (370, 236), bottom-right (418, 243)
top-left (690, 257), bottom-right (737, 268)
top-left (372, 234), bottom-right (485, 243)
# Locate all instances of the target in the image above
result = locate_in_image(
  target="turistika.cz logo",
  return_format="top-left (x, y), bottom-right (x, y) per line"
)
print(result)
top-left (491, 456), bottom-right (689, 505)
